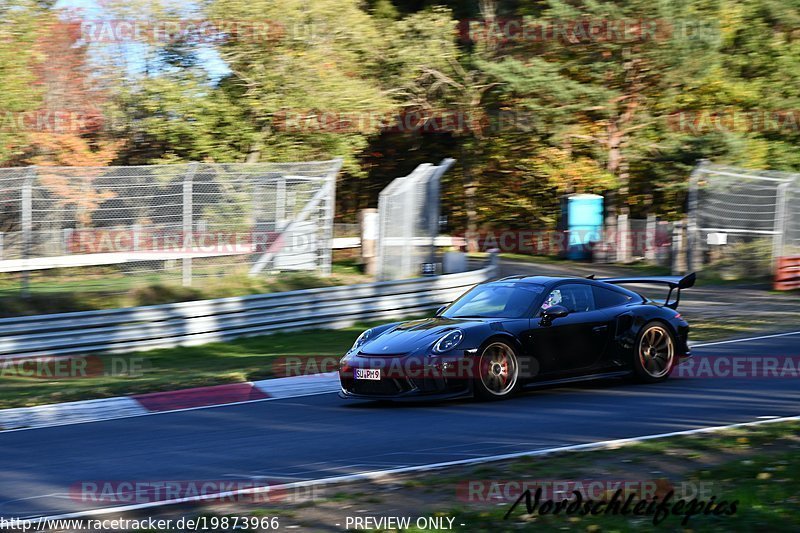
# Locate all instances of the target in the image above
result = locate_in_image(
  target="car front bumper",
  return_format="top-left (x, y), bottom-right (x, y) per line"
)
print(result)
top-left (338, 352), bottom-right (474, 400)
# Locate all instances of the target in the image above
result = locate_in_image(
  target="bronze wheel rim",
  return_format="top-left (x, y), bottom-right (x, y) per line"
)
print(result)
top-left (479, 342), bottom-right (519, 396)
top-left (638, 325), bottom-right (674, 379)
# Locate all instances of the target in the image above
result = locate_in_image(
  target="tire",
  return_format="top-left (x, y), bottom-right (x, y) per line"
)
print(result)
top-left (474, 340), bottom-right (520, 400)
top-left (633, 321), bottom-right (675, 383)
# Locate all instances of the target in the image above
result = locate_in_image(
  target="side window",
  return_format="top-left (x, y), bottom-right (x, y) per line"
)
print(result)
top-left (541, 284), bottom-right (595, 313)
top-left (592, 286), bottom-right (633, 309)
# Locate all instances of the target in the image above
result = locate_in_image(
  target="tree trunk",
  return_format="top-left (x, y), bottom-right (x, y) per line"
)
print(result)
top-left (606, 120), bottom-right (630, 216)
top-left (245, 125), bottom-right (271, 163)
top-left (461, 144), bottom-right (479, 252)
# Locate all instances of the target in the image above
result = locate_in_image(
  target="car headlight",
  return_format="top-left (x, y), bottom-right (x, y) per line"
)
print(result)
top-left (433, 330), bottom-right (463, 354)
top-left (351, 328), bottom-right (374, 351)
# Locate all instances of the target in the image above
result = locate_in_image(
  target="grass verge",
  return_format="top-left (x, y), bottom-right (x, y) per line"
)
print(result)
top-left (0, 257), bottom-right (368, 317)
top-left (495, 252), bottom-right (672, 275)
top-left (0, 316), bottom-right (408, 410)
top-left (0, 312), bottom-right (787, 410)
top-left (112, 420), bottom-right (800, 532)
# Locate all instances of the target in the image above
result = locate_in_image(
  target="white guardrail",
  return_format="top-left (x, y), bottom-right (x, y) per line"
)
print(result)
top-left (0, 256), bottom-right (498, 359)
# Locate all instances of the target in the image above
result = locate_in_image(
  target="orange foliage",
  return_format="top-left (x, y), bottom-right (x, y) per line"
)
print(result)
top-left (21, 16), bottom-right (125, 225)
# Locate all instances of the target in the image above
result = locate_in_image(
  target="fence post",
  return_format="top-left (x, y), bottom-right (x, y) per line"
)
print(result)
top-left (276, 175), bottom-right (286, 227)
top-left (645, 213), bottom-right (656, 262)
top-left (671, 220), bottom-right (685, 275)
top-left (132, 223), bottom-right (141, 253)
top-left (616, 213), bottom-right (630, 263)
top-left (320, 160), bottom-right (342, 276)
top-left (21, 167), bottom-right (35, 296)
top-left (772, 181), bottom-right (790, 274)
top-left (402, 172), bottom-right (415, 277)
top-left (427, 158), bottom-right (454, 267)
top-left (376, 188), bottom-right (387, 281)
top-left (427, 166), bottom-right (439, 268)
top-left (359, 208), bottom-right (378, 277)
top-left (62, 228), bottom-right (73, 255)
top-left (686, 160), bottom-right (706, 272)
top-left (182, 163), bottom-right (198, 287)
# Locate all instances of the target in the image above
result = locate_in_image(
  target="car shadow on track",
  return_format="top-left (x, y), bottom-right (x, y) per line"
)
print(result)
top-left (341, 375), bottom-right (667, 409)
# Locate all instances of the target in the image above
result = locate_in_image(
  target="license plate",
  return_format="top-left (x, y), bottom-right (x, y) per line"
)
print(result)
top-left (354, 368), bottom-right (381, 380)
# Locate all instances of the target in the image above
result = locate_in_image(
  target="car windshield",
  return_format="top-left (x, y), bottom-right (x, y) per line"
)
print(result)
top-left (442, 282), bottom-right (545, 319)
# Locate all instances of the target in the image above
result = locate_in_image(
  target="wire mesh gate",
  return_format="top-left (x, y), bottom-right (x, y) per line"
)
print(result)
top-left (687, 161), bottom-right (800, 278)
top-left (376, 159), bottom-right (454, 281)
top-left (0, 160), bottom-right (342, 295)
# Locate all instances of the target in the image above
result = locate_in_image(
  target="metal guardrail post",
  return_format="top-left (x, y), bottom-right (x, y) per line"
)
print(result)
top-left (0, 262), bottom-right (496, 357)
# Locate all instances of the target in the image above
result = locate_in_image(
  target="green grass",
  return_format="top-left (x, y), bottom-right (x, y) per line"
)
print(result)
top-left (0, 316), bottom-right (431, 410)
top-left (0, 259), bottom-right (368, 317)
top-left (426, 457), bottom-right (799, 532)
top-left (688, 318), bottom-right (778, 341)
top-left (491, 252), bottom-right (672, 275)
top-left (135, 421), bottom-right (800, 532)
top-left (433, 422), bottom-right (800, 532)
top-left (694, 269), bottom-right (773, 287)
top-left (0, 309), bottom-right (778, 410)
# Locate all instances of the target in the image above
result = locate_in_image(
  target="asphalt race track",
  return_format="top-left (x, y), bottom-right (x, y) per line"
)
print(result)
top-left (0, 332), bottom-right (798, 519)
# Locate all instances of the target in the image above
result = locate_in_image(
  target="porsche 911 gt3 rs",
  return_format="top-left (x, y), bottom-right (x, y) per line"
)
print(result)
top-left (339, 273), bottom-right (695, 401)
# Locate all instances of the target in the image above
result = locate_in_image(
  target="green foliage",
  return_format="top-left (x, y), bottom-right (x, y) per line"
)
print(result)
top-left (3, 0), bottom-right (800, 228)
top-left (0, 0), bottom-right (43, 164)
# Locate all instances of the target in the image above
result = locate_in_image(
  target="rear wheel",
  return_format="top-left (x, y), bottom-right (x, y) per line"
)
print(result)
top-left (474, 341), bottom-right (520, 400)
top-left (633, 322), bottom-right (675, 383)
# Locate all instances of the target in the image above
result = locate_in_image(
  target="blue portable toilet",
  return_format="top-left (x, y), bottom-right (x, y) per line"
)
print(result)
top-left (561, 194), bottom-right (604, 261)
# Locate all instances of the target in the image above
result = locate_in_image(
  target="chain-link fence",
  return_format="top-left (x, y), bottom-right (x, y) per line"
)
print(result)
top-left (0, 160), bottom-right (341, 295)
top-left (687, 161), bottom-right (800, 277)
top-left (376, 159), bottom-right (454, 281)
top-left (623, 216), bottom-right (674, 266)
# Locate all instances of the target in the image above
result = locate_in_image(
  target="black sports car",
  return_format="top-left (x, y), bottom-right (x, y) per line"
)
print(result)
top-left (339, 273), bottom-right (695, 401)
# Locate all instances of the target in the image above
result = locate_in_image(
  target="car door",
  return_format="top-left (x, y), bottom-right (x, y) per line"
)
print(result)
top-left (525, 282), bottom-right (611, 375)
top-left (591, 284), bottom-right (637, 368)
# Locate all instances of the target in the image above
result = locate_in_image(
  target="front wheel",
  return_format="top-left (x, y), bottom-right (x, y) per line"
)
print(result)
top-left (474, 341), bottom-right (520, 400)
top-left (633, 322), bottom-right (675, 383)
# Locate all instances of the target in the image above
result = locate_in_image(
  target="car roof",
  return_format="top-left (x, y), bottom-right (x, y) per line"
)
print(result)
top-left (494, 275), bottom-right (578, 285)
top-left (492, 275), bottom-right (642, 298)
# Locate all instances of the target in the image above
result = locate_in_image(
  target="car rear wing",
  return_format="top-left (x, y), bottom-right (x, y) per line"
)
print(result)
top-left (592, 272), bottom-right (696, 310)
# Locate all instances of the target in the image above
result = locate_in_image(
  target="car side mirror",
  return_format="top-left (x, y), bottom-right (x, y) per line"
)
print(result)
top-left (436, 305), bottom-right (447, 316)
top-left (540, 305), bottom-right (569, 326)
